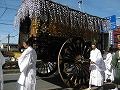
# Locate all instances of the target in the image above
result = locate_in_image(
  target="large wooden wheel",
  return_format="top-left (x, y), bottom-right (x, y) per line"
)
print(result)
top-left (36, 60), bottom-right (57, 77)
top-left (58, 37), bottom-right (90, 88)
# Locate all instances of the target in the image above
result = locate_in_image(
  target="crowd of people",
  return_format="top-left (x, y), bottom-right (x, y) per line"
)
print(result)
top-left (0, 38), bottom-right (120, 90)
top-left (85, 41), bottom-right (120, 90)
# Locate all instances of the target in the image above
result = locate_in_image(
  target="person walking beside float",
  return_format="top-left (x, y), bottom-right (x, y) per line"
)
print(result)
top-left (111, 42), bottom-right (120, 90)
top-left (86, 40), bottom-right (106, 90)
top-left (104, 47), bottom-right (115, 82)
top-left (16, 38), bottom-right (37, 90)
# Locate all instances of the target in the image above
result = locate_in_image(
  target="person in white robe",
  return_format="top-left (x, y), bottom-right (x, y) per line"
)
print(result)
top-left (0, 51), bottom-right (5, 90)
top-left (16, 38), bottom-right (37, 90)
top-left (104, 47), bottom-right (114, 82)
top-left (86, 42), bottom-right (106, 90)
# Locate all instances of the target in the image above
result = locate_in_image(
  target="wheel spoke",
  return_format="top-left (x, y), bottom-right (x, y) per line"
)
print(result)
top-left (58, 37), bottom-right (90, 88)
top-left (37, 60), bottom-right (57, 77)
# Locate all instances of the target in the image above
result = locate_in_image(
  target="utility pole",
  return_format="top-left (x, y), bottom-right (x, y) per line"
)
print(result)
top-left (7, 34), bottom-right (10, 51)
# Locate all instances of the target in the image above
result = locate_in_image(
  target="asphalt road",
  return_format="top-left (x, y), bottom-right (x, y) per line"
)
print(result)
top-left (3, 73), bottom-right (120, 90)
top-left (3, 73), bottom-right (72, 90)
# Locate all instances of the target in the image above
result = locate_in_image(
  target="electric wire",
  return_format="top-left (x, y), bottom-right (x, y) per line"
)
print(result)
top-left (0, 0), bottom-right (7, 19)
top-left (0, 2), bottom-right (19, 8)
top-left (85, 0), bottom-right (119, 17)
top-left (0, 23), bottom-right (13, 25)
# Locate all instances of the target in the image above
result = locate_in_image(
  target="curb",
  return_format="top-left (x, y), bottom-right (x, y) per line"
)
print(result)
top-left (3, 69), bottom-right (20, 74)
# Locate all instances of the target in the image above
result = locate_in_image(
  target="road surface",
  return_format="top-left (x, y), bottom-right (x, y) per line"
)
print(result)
top-left (3, 73), bottom-right (120, 90)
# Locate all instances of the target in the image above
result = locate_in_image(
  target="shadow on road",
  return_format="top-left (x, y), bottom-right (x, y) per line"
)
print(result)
top-left (103, 83), bottom-right (116, 90)
top-left (41, 74), bottom-right (68, 89)
top-left (40, 74), bottom-right (88, 90)
top-left (88, 83), bottom-right (119, 90)
top-left (4, 80), bottom-right (17, 84)
top-left (40, 74), bottom-right (120, 90)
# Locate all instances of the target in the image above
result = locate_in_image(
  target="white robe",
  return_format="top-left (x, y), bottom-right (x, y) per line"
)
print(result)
top-left (89, 48), bottom-right (106, 86)
top-left (104, 53), bottom-right (114, 82)
top-left (0, 51), bottom-right (5, 90)
top-left (17, 46), bottom-right (37, 90)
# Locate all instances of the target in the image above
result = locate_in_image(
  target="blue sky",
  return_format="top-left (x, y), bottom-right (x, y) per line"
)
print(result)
top-left (0, 0), bottom-right (120, 46)
top-left (0, 0), bottom-right (22, 45)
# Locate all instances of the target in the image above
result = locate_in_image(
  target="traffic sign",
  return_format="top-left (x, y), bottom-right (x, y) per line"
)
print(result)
top-left (107, 15), bottom-right (116, 30)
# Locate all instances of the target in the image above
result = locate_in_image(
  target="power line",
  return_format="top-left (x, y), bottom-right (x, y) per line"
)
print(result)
top-left (0, 36), bottom-right (7, 42)
top-left (0, 0), bottom-right (18, 11)
top-left (0, 0), bottom-right (7, 19)
top-left (0, 20), bottom-right (14, 23)
top-left (0, 6), bottom-right (17, 11)
top-left (3, 0), bottom-right (7, 7)
top-left (10, 34), bottom-right (18, 37)
top-left (0, 20), bottom-right (13, 22)
top-left (0, 34), bottom-right (19, 45)
top-left (0, 23), bottom-right (13, 25)
top-left (84, 0), bottom-right (117, 17)
top-left (10, 34), bottom-right (19, 43)
top-left (0, 8), bottom-right (7, 19)
top-left (0, 2), bottom-right (19, 8)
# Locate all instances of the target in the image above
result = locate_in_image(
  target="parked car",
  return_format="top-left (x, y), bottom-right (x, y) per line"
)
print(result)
top-left (5, 57), bottom-right (11, 61)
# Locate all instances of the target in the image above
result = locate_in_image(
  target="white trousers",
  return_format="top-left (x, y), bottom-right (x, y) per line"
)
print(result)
top-left (89, 69), bottom-right (104, 86)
